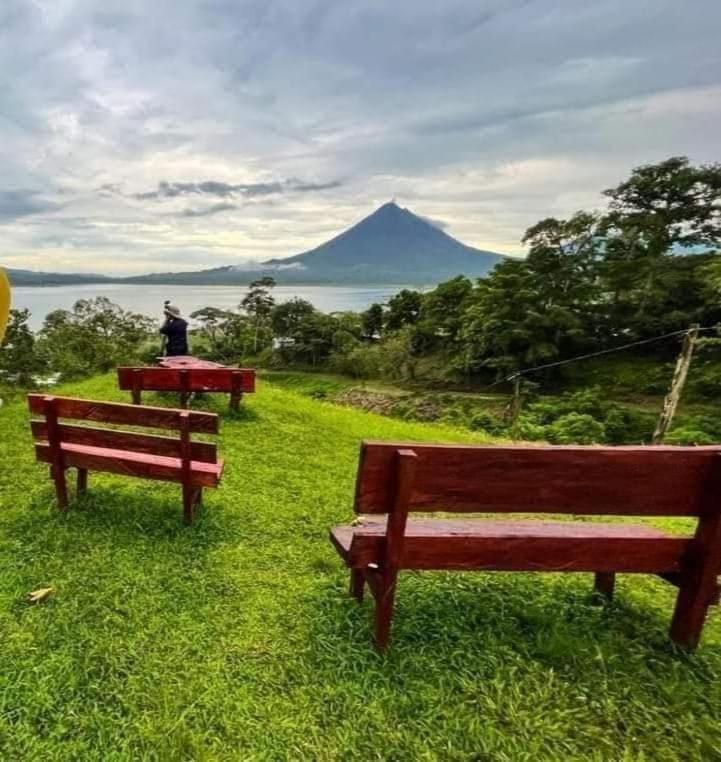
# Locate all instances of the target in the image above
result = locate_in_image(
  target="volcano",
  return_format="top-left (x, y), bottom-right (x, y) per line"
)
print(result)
top-left (262, 201), bottom-right (504, 282)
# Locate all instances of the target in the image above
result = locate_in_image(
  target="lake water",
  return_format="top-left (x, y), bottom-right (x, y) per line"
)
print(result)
top-left (12, 284), bottom-right (403, 330)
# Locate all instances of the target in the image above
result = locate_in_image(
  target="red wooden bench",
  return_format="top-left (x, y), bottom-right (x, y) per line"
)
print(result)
top-left (330, 442), bottom-right (721, 650)
top-left (28, 394), bottom-right (223, 524)
top-left (117, 365), bottom-right (255, 412)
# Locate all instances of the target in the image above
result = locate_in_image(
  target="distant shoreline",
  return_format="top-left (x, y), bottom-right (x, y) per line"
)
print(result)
top-left (12, 282), bottom-right (411, 331)
top-left (12, 280), bottom-right (417, 288)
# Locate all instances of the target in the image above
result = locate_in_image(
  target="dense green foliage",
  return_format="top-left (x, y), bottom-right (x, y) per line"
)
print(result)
top-left (1, 375), bottom-right (721, 759)
top-left (185, 157), bottom-right (721, 393)
top-left (1, 157), bottom-right (719, 446)
top-left (3, 158), bottom-right (719, 399)
top-left (262, 371), bottom-right (721, 447)
top-left (0, 308), bottom-right (44, 387)
top-left (0, 298), bottom-right (155, 387)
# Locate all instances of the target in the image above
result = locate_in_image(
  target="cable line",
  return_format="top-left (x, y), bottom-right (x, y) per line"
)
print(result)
top-left (484, 325), bottom-right (718, 386)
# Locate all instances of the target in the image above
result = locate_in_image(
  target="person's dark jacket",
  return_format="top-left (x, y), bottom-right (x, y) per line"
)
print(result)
top-left (160, 317), bottom-right (189, 356)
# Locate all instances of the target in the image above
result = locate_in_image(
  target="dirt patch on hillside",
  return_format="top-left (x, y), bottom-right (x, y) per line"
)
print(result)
top-left (333, 389), bottom-right (399, 416)
top-left (333, 389), bottom-right (444, 422)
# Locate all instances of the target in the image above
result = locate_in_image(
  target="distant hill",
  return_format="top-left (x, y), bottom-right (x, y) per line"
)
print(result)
top-left (5, 202), bottom-right (506, 286)
top-left (5, 268), bottom-right (112, 286)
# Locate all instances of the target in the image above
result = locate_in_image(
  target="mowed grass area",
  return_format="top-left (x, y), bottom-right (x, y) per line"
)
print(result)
top-left (1, 376), bottom-right (720, 760)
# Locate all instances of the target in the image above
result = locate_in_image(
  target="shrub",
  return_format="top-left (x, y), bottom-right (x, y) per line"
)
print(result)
top-left (438, 405), bottom-right (466, 426)
top-left (0, 309), bottom-right (46, 386)
top-left (328, 345), bottom-right (382, 379)
top-left (690, 363), bottom-right (721, 398)
top-left (469, 412), bottom-right (496, 431)
top-left (469, 411), bottom-right (508, 435)
top-left (665, 427), bottom-right (717, 446)
top-left (36, 298), bottom-right (155, 380)
top-left (603, 406), bottom-right (654, 444)
top-left (515, 417), bottom-right (547, 441)
top-left (681, 415), bottom-right (721, 440)
top-left (527, 386), bottom-right (606, 425)
top-left (547, 413), bottom-right (606, 444)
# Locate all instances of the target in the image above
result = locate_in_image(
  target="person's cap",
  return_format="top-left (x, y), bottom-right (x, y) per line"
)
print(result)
top-left (164, 304), bottom-right (181, 318)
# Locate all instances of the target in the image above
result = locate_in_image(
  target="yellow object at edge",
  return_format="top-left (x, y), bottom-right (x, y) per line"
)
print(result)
top-left (0, 268), bottom-right (11, 345)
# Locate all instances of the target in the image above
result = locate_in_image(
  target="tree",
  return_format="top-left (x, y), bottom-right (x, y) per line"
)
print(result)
top-left (271, 298), bottom-right (315, 337)
top-left (361, 303), bottom-right (384, 339)
top-left (190, 307), bottom-right (235, 353)
top-left (294, 312), bottom-right (338, 365)
top-left (419, 276), bottom-right (473, 346)
top-left (460, 214), bottom-right (601, 379)
top-left (385, 289), bottom-right (422, 331)
top-left (603, 156), bottom-right (721, 256)
top-left (240, 276), bottom-right (276, 353)
top-left (521, 212), bottom-right (602, 346)
top-left (0, 309), bottom-right (45, 386)
top-left (378, 326), bottom-right (421, 381)
top-left (214, 313), bottom-right (257, 362)
top-left (600, 156), bottom-right (721, 336)
top-left (460, 260), bottom-right (538, 377)
top-left (36, 298), bottom-right (155, 379)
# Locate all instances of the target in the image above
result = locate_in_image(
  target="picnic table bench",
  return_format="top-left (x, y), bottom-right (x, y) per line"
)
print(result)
top-left (331, 442), bottom-right (721, 650)
top-left (28, 394), bottom-right (223, 524)
top-left (117, 357), bottom-right (255, 412)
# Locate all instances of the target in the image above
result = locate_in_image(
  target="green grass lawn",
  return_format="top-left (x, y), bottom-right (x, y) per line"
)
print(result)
top-left (1, 375), bottom-right (720, 760)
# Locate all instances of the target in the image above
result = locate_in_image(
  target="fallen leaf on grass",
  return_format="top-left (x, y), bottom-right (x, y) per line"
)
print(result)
top-left (28, 587), bottom-right (54, 604)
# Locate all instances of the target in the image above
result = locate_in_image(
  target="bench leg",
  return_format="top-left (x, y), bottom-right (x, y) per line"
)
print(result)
top-left (374, 571), bottom-right (398, 651)
top-left (229, 392), bottom-right (242, 413)
top-left (182, 485), bottom-right (195, 525)
top-left (51, 466), bottom-right (69, 511)
top-left (180, 392), bottom-right (189, 409)
top-left (669, 571), bottom-right (716, 650)
top-left (350, 568), bottom-right (365, 603)
top-left (131, 389), bottom-right (142, 405)
top-left (594, 572), bottom-right (615, 602)
top-left (77, 468), bottom-right (88, 496)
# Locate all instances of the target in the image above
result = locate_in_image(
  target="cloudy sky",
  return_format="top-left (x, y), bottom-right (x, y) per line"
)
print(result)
top-left (2, 0), bottom-right (720, 275)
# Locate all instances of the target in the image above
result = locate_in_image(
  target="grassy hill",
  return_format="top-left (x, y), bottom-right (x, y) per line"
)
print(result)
top-left (1, 375), bottom-right (720, 759)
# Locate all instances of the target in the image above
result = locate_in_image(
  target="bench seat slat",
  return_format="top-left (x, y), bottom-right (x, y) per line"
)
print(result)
top-left (330, 519), bottom-right (689, 573)
top-left (35, 442), bottom-right (224, 488)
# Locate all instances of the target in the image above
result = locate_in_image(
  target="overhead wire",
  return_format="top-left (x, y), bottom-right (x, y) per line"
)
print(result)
top-left (480, 325), bottom-right (718, 388)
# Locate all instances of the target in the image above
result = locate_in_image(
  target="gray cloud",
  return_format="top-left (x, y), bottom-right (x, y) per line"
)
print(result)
top-left (178, 202), bottom-right (237, 218)
top-left (0, 190), bottom-right (58, 222)
top-left (134, 178), bottom-right (342, 201)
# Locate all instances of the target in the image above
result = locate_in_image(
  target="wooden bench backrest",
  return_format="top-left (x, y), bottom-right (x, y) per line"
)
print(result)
top-left (354, 442), bottom-right (721, 517)
top-left (117, 367), bottom-right (256, 394)
top-left (28, 394), bottom-right (219, 463)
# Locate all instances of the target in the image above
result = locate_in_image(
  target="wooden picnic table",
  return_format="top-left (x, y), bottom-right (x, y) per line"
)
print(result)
top-left (118, 356), bottom-right (256, 411)
top-left (157, 356), bottom-right (226, 370)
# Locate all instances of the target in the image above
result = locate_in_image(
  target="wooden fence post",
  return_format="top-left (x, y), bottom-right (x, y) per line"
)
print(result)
top-left (505, 375), bottom-right (522, 438)
top-left (652, 325), bottom-right (700, 444)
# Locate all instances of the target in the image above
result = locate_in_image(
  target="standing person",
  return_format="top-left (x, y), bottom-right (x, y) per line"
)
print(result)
top-left (160, 302), bottom-right (189, 356)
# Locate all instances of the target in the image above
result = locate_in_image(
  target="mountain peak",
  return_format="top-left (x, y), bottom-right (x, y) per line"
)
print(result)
top-left (378, 199), bottom-right (401, 210)
top-left (263, 201), bottom-right (505, 281)
top-left (369, 200), bottom-right (406, 219)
